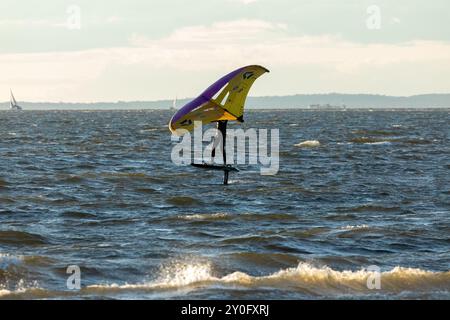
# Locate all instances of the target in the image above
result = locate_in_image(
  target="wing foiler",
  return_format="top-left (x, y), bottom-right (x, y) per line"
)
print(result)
top-left (168, 65), bottom-right (269, 185)
top-left (169, 65), bottom-right (269, 134)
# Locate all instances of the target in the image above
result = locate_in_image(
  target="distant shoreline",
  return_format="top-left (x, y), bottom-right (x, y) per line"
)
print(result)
top-left (1, 93), bottom-right (449, 110)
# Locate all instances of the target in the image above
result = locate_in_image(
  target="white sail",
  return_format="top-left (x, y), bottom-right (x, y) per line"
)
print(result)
top-left (10, 89), bottom-right (22, 110)
top-left (172, 96), bottom-right (177, 110)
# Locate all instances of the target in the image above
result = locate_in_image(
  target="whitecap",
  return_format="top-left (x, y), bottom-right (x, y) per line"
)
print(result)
top-left (364, 141), bottom-right (392, 145)
top-left (139, 128), bottom-right (158, 133)
top-left (179, 213), bottom-right (229, 221)
top-left (341, 224), bottom-right (369, 230)
top-left (294, 140), bottom-right (321, 148)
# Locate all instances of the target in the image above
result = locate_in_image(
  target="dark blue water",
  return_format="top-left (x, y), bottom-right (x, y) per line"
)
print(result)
top-left (0, 109), bottom-right (449, 299)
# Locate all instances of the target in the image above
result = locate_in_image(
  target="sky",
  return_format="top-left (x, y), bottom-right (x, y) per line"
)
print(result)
top-left (1, 0), bottom-right (450, 102)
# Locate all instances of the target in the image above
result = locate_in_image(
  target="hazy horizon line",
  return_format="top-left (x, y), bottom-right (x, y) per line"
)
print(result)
top-left (2, 92), bottom-right (450, 105)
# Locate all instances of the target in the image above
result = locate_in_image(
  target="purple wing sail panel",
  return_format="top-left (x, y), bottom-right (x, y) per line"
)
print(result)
top-left (169, 65), bottom-right (269, 134)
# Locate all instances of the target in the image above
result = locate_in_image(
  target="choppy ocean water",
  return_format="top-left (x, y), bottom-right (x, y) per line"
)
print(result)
top-left (0, 109), bottom-right (449, 299)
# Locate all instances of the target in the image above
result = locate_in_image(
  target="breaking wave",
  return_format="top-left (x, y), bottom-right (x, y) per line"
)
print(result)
top-left (0, 254), bottom-right (49, 299)
top-left (85, 261), bottom-right (450, 298)
top-left (2, 256), bottom-right (449, 298)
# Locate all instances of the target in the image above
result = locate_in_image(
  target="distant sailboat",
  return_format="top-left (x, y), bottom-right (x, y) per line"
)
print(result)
top-left (10, 89), bottom-right (22, 111)
top-left (170, 96), bottom-right (177, 111)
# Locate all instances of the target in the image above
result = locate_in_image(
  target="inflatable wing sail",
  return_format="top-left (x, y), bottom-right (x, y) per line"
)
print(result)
top-left (169, 65), bottom-right (269, 134)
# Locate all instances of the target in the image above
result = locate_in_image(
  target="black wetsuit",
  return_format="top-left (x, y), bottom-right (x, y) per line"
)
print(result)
top-left (211, 120), bottom-right (228, 164)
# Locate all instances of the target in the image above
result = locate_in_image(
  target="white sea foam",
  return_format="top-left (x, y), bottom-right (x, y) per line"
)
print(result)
top-left (341, 224), bottom-right (369, 230)
top-left (294, 140), bottom-right (321, 148)
top-left (0, 289), bottom-right (12, 297)
top-left (0, 279), bottom-right (42, 298)
top-left (139, 128), bottom-right (158, 133)
top-left (0, 254), bottom-right (47, 298)
top-left (179, 213), bottom-right (229, 221)
top-left (0, 286), bottom-right (51, 299)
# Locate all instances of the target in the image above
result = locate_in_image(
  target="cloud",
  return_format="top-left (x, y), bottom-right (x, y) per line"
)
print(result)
top-left (130, 19), bottom-right (286, 46)
top-left (1, 19), bottom-right (450, 101)
top-left (127, 20), bottom-right (450, 72)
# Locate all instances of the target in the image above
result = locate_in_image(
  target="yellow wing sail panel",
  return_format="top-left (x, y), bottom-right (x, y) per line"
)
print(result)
top-left (169, 65), bottom-right (269, 133)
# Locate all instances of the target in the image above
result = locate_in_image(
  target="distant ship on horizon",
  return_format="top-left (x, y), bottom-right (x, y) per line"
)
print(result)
top-left (10, 89), bottom-right (23, 111)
